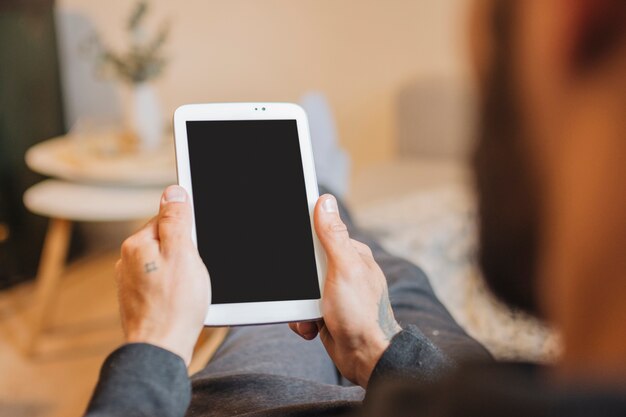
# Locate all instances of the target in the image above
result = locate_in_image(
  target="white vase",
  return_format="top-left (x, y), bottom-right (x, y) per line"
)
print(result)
top-left (125, 83), bottom-right (163, 151)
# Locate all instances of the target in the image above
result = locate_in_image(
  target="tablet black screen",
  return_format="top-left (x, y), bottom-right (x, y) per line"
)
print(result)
top-left (186, 120), bottom-right (321, 304)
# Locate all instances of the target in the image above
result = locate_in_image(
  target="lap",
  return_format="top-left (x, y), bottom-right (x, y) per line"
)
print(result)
top-left (188, 373), bottom-right (363, 417)
top-left (190, 324), bottom-right (364, 417)
top-left (193, 324), bottom-right (338, 384)
top-left (189, 190), bottom-right (489, 415)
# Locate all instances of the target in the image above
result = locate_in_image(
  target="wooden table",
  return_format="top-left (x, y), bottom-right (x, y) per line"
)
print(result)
top-left (23, 134), bottom-right (171, 355)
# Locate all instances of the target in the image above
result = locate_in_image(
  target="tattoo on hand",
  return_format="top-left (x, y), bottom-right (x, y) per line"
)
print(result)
top-left (377, 288), bottom-right (401, 340)
top-left (144, 261), bottom-right (158, 273)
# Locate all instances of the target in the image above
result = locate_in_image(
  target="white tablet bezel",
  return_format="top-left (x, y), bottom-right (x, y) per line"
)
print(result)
top-left (173, 102), bottom-right (326, 326)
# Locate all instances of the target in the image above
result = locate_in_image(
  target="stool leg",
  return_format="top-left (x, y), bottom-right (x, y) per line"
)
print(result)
top-left (188, 327), bottom-right (229, 375)
top-left (26, 218), bottom-right (72, 356)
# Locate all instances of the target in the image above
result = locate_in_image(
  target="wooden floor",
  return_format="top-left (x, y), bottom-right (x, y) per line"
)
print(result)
top-left (0, 250), bottom-right (124, 417)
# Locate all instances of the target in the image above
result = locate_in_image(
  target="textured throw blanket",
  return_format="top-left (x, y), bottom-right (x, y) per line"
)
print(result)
top-left (354, 183), bottom-right (560, 362)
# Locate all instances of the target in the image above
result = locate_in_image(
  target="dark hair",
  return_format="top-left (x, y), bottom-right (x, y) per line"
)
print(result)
top-left (472, 0), bottom-right (542, 315)
top-left (472, 0), bottom-right (626, 317)
top-left (574, 0), bottom-right (626, 71)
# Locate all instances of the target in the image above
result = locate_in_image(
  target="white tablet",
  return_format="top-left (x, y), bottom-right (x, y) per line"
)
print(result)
top-left (173, 103), bottom-right (326, 326)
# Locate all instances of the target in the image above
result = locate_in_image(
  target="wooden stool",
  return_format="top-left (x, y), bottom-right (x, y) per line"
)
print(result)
top-left (23, 179), bottom-right (163, 355)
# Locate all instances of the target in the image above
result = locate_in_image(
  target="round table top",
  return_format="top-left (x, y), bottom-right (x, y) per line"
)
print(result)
top-left (25, 135), bottom-right (177, 186)
top-left (24, 179), bottom-right (162, 222)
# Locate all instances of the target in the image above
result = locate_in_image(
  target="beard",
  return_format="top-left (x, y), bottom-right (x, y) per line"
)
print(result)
top-left (472, 0), bottom-right (542, 315)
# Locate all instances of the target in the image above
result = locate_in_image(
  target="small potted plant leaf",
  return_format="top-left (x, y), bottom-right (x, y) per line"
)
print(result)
top-left (88, 0), bottom-right (169, 151)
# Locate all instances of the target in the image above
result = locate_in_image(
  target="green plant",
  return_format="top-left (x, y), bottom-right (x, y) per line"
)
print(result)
top-left (89, 0), bottom-right (169, 84)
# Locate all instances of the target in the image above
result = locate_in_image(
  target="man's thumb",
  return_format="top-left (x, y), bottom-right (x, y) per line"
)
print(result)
top-left (158, 185), bottom-right (193, 251)
top-left (314, 195), bottom-right (359, 268)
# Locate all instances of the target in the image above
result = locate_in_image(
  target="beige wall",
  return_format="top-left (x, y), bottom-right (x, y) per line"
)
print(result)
top-left (58, 0), bottom-right (471, 172)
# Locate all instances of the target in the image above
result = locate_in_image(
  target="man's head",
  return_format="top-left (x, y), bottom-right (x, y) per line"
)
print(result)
top-left (471, 0), bottom-right (626, 372)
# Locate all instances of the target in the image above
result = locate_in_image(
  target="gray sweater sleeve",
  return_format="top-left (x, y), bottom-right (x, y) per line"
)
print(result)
top-left (85, 343), bottom-right (191, 417)
top-left (368, 325), bottom-right (452, 388)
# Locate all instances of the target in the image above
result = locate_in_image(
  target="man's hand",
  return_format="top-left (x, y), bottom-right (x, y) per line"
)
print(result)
top-left (116, 185), bottom-right (210, 366)
top-left (289, 195), bottom-right (401, 388)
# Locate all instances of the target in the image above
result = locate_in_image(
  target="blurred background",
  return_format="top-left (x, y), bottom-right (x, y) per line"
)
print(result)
top-left (0, 1), bottom-right (557, 417)
top-left (68, 0), bottom-right (472, 169)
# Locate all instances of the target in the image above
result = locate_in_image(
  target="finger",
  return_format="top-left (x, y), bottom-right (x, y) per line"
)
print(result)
top-left (289, 321), bottom-right (319, 340)
top-left (114, 259), bottom-right (122, 283)
top-left (314, 195), bottom-right (361, 269)
top-left (120, 229), bottom-right (160, 261)
top-left (157, 185), bottom-right (193, 253)
top-left (120, 216), bottom-right (159, 263)
top-left (316, 319), bottom-right (333, 347)
top-left (288, 322), bottom-right (315, 339)
top-left (350, 239), bottom-right (374, 258)
top-left (289, 322), bottom-right (298, 334)
top-left (133, 216), bottom-right (158, 241)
